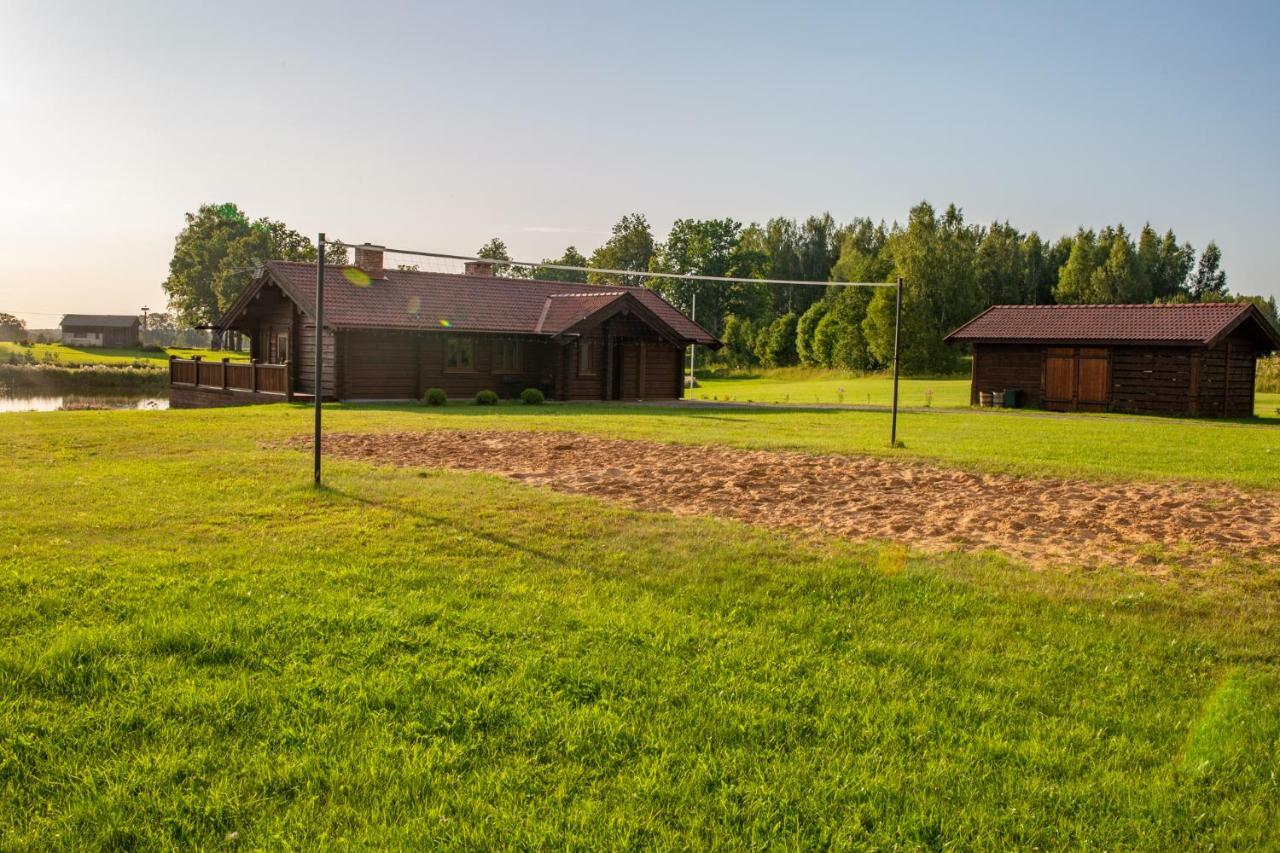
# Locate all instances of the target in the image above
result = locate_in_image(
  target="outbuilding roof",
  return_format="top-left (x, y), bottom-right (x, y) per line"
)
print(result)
top-left (224, 261), bottom-right (719, 347)
top-left (945, 303), bottom-right (1280, 350)
top-left (61, 314), bottom-right (140, 328)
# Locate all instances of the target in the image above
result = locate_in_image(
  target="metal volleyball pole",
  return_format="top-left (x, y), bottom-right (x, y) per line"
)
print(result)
top-left (889, 276), bottom-right (903, 447)
top-left (687, 291), bottom-right (696, 400)
top-left (314, 233), bottom-right (325, 486)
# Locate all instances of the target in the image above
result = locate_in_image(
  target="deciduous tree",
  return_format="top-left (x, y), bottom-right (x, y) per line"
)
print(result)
top-left (588, 214), bottom-right (655, 287)
top-left (864, 203), bottom-right (980, 373)
top-left (163, 203), bottom-right (340, 327)
top-left (532, 246), bottom-right (589, 283)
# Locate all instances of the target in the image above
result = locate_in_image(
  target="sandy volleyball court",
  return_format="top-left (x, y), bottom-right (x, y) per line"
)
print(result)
top-left (287, 430), bottom-right (1280, 574)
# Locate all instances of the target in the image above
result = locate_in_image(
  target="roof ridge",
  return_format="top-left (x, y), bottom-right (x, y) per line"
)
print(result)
top-left (986, 302), bottom-right (1247, 309)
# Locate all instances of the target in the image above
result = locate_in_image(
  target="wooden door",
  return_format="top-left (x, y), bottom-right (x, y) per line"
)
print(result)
top-left (1043, 348), bottom-right (1076, 410)
top-left (1076, 348), bottom-right (1110, 410)
top-left (1042, 347), bottom-right (1110, 411)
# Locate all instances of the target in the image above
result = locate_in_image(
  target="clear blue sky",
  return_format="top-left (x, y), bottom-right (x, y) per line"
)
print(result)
top-left (2, 1), bottom-right (1277, 326)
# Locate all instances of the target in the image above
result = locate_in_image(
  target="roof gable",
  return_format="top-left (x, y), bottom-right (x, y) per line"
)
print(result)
top-left (945, 303), bottom-right (1280, 351)
top-left (535, 292), bottom-right (627, 334)
top-left (220, 262), bottom-right (719, 346)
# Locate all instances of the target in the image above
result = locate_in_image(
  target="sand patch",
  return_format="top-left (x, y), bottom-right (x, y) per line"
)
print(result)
top-left (286, 430), bottom-right (1280, 575)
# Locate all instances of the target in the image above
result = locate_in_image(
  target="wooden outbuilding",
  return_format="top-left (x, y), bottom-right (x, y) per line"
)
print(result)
top-left (60, 314), bottom-right (141, 348)
top-left (945, 303), bottom-right (1280, 417)
top-left (170, 247), bottom-right (718, 407)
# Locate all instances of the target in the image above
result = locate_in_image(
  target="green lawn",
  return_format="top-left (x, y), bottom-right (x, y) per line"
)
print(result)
top-left (694, 367), bottom-right (1280, 419)
top-left (1, 404), bottom-right (1278, 846)
top-left (0, 342), bottom-right (246, 368)
top-left (692, 367), bottom-right (972, 408)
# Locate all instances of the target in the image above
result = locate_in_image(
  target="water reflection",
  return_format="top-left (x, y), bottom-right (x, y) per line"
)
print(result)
top-left (0, 394), bottom-right (169, 413)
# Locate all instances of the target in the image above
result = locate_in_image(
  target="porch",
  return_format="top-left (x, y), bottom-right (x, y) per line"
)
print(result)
top-left (168, 356), bottom-right (298, 408)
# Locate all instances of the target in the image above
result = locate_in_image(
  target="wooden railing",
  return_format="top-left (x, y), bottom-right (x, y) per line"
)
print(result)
top-left (169, 356), bottom-right (292, 398)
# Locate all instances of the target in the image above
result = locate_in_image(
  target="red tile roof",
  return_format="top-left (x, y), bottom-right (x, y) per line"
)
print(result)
top-left (240, 262), bottom-right (718, 346)
top-left (945, 303), bottom-right (1280, 349)
top-left (535, 292), bottom-right (627, 334)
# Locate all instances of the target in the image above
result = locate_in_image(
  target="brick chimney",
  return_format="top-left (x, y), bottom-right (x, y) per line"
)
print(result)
top-left (354, 244), bottom-right (385, 279)
top-left (464, 260), bottom-right (494, 277)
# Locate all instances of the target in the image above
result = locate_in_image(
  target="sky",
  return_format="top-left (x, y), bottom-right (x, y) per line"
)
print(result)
top-left (1, 0), bottom-right (1278, 327)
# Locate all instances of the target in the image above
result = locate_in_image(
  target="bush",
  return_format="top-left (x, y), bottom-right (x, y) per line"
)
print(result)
top-left (474, 389), bottom-right (499, 405)
top-left (519, 387), bottom-right (545, 405)
top-left (0, 363), bottom-right (166, 392)
top-left (421, 388), bottom-right (447, 406)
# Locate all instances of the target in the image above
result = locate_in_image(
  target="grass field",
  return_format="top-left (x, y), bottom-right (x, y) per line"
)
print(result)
top-left (692, 367), bottom-right (973, 408)
top-left (694, 367), bottom-right (1280, 419)
top-left (0, 342), bottom-right (246, 368)
top-left (1, 403), bottom-right (1278, 847)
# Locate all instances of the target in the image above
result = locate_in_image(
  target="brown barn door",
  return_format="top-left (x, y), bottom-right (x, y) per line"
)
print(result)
top-left (1043, 348), bottom-right (1076, 411)
top-left (1076, 348), bottom-right (1110, 411)
top-left (1043, 347), bottom-right (1110, 412)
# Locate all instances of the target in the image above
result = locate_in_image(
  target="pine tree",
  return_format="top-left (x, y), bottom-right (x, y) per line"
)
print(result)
top-left (1190, 242), bottom-right (1229, 300)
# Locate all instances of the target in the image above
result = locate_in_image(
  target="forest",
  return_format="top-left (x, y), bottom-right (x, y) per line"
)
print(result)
top-left (162, 202), bottom-right (1278, 374)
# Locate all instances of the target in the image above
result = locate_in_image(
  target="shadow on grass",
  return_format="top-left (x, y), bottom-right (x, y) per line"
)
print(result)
top-left (323, 484), bottom-right (567, 564)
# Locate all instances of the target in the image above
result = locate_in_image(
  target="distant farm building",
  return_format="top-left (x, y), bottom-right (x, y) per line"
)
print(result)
top-left (946, 303), bottom-right (1280, 417)
top-left (60, 315), bottom-right (142, 348)
top-left (170, 247), bottom-right (718, 407)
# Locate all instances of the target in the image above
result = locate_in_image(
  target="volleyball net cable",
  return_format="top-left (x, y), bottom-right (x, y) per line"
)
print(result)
top-left (306, 237), bottom-right (905, 486)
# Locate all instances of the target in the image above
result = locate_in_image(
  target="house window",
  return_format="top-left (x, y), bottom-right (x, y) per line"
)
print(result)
top-left (578, 339), bottom-right (598, 376)
top-left (445, 336), bottom-right (475, 372)
top-left (275, 330), bottom-right (289, 364)
top-left (493, 339), bottom-right (522, 373)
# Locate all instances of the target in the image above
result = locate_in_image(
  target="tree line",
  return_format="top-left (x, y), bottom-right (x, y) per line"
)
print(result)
top-left (161, 202), bottom-right (1276, 374)
top-left (476, 203), bottom-right (1274, 374)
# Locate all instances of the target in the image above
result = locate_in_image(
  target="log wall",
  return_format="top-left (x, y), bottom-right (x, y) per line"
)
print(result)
top-left (295, 323), bottom-right (336, 398)
top-left (340, 331), bottom-right (553, 400)
top-left (971, 344), bottom-right (1043, 407)
top-left (971, 332), bottom-right (1262, 417)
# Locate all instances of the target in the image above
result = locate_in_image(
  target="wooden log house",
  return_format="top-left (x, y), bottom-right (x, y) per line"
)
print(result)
top-left (945, 303), bottom-right (1280, 417)
top-left (170, 247), bottom-right (719, 407)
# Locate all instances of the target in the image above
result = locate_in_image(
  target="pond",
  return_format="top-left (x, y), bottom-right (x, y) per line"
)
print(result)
top-left (0, 393), bottom-right (169, 413)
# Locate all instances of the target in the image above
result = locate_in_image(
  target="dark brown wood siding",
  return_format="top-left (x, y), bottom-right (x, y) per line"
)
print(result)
top-left (62, 325), bottom-right (140, 348)
top-left (643, 343), bottom-right (682, 399)
top-left (334, 331), bottom-right (556, 400)
top-left (971, 344), bottom-right (1043, 408)
top-left (560, 330), bottom-right (608, 401)
top-left (295, 323), bottom-right (336, 398)
top-left (971, 336), bottom-right (1262, 417)
top-left (341, 330), bottom-right (418, 399)
top-left (415, 333), bottom-right (553, 399)
top-left (1196, 333), bottom-right (1258, 418)
top-left (1110, 346), bottom-right (1195, 414)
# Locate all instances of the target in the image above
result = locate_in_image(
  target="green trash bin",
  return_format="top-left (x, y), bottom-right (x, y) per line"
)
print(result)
top-left (1001, 388), bottom-right (1021, 409)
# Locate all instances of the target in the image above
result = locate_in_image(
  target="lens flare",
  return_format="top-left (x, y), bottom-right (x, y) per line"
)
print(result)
top-left (343, 267), bottom-right (372, 287)
top-left (439, 319), bottom-right (451, 327)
